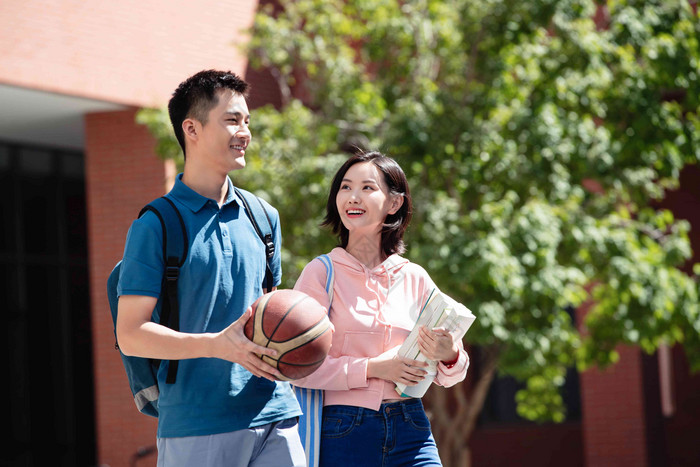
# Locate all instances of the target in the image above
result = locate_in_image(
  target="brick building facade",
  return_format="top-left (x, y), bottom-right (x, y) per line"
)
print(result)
top-left (1, 1), bottom-right (698, 466)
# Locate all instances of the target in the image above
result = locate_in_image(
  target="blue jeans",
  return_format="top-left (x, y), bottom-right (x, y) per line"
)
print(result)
top-left (319, 399), bottom-right (442, 467)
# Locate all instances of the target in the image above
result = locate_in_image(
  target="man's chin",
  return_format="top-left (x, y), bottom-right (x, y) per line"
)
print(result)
top-left (229, 156), bottom-right (246, 171)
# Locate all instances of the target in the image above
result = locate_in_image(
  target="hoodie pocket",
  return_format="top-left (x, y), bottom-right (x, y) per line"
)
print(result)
top-left (341, 330), bottom-right (385, 394)
top-left (341, 331), bottom-right (384, 357)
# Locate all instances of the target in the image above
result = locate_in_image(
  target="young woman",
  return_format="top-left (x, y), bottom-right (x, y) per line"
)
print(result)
top-left (293, 151), bottom-right (469, 466)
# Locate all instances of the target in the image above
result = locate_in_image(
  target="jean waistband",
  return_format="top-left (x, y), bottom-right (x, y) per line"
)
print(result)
top-left (324, 398), bottom-right (424, 417)
top-left (380, 398), bottom-right (423, 416)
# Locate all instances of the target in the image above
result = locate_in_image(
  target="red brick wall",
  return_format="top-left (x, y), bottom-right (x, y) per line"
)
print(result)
top-left (85, 109), bottom-right (168, 467)
top-left (0, 0), bottom-right (258, 107)
top-left (575, 300), bottom-right (649, 467)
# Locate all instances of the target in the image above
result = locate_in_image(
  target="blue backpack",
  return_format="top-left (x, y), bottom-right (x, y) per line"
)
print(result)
top-left (107, 188), bottom-right (276, 417)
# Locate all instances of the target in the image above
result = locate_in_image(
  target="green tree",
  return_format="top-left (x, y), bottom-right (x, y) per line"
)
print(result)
top-left (138, 0), bottom-right (700, 464)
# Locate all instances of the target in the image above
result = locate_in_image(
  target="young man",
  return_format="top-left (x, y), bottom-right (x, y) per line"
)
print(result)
top-left (116, 70), bottom-right (304, 467)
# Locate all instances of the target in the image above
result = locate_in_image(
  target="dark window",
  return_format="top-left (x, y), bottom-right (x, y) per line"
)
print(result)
top-left (1, 141), bottom-right (95, 467)
top-left (477, 307), bottom-right (581, 426)
top-left (477, 365), bottom-right (581, 425)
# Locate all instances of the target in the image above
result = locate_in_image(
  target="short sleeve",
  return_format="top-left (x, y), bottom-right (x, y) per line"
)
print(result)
top-left (117, 212), bottom-right (165, 298)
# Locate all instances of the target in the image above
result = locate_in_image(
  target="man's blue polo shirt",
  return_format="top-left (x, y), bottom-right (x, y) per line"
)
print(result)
top-left (118, 173), bottom-right (301, 438)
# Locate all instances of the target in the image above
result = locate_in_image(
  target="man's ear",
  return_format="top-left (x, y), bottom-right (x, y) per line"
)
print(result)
top-left (388, 194), bottom-right (404, 215)
top-left (182, 118), bottom-right (199, 143)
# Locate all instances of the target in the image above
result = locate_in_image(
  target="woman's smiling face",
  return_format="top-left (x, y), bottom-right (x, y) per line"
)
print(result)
top-left (336, 161), bottom-right (401, 237)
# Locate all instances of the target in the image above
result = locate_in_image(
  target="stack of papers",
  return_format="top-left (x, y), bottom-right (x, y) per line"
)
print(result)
top-left (395, 288), bottom-right (476, 397)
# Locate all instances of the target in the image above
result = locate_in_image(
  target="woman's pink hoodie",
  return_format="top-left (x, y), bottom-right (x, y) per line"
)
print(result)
top-left (292, 247), bottom-right (469, 411)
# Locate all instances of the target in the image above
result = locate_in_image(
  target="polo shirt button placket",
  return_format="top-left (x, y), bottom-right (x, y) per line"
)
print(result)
top-left (220, 223), bottom-right (232, 254)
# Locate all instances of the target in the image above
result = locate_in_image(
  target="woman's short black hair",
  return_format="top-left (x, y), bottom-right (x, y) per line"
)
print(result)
top-left (323, 151), bottom-right (413, 256)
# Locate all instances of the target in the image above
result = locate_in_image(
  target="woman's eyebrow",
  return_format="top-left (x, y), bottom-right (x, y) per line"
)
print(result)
top-left (342, 178), bottom-right (378, 184)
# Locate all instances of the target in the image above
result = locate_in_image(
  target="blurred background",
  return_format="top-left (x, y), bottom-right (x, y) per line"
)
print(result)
top-left (1, 0), bottom-right (699, 466)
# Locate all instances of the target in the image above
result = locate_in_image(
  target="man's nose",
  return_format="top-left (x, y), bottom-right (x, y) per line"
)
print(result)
top-left (237, 125), bottom-right (251, 140)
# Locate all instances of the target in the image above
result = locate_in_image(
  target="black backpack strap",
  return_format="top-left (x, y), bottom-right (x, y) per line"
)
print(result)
top-left (234, 187), bottom-right (276, 290)
top-left (139, 196), bottom-right (188, 384)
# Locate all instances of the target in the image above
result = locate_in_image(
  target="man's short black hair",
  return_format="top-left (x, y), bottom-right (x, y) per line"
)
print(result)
top-left (168, 70), bottom-right (250, 156)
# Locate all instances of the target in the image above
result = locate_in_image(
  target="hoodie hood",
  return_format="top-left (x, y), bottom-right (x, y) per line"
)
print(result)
top-left (327, 247), bottom-right (410, 321)
top-left (328, 247), bottom-right (408, 280)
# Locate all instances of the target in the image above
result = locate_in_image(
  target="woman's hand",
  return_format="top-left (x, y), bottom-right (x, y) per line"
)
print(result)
top-left (367, 346), bottom-right (428, 386)
top-left (417, 326), bottom-right (459, 363)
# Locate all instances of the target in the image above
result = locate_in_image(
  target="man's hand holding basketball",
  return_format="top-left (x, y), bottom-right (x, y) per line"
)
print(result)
top-left (214, 307), bottom-right (282, 381)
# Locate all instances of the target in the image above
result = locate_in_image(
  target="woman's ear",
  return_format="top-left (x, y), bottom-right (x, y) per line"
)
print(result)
top-left (388, 194), bottom-right (404, 215)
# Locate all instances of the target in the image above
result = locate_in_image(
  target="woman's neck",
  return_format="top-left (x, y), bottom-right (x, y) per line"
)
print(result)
top-left (346, 233), bottom-right (385, 269)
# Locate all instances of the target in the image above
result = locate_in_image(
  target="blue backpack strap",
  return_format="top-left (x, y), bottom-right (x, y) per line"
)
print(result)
top-left (139, 196), bottom-right (188, 384)
top-left (234, 187), bottom-right (276, 290)
top-left (316, 254), bottom-right (334, 308)
top-left (295, 254), bottom-right (333, 467)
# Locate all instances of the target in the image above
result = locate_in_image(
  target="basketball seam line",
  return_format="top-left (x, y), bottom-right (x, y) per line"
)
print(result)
top-left (265, 318), bottom-right (331, 355)
top-left (265, 293), bottom-right (310, 346)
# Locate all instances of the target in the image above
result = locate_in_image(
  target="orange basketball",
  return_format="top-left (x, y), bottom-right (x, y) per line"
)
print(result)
top-left (244, 289), bottom-right (332, 381)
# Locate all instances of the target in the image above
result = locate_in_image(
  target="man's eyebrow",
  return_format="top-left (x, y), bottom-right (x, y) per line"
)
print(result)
top-left (224, 111), bottom-right (250, 118)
